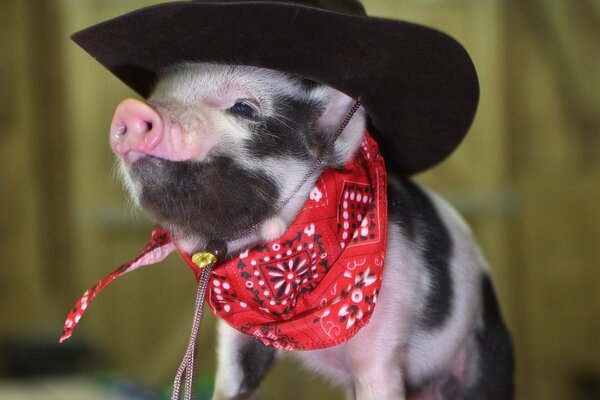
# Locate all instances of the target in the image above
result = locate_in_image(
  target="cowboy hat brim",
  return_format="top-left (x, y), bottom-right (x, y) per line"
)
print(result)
top-left (72, 1), bottom-right (479, 175)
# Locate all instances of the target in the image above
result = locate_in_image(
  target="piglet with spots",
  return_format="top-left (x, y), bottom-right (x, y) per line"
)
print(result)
top-left (104, 62), bottom-right (513, 399)
top-left (62, 1), bottom-right (514, 399)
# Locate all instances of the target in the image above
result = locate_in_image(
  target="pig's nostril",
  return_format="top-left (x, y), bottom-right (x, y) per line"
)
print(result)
top-left (113, 124), bottom-right (127, 139)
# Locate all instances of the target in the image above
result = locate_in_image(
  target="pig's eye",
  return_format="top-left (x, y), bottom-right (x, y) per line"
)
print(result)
top-left (229, 101), bottom-right (258, 119)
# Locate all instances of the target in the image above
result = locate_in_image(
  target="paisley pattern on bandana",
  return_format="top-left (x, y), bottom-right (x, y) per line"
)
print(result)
top-left (201, 133), bottom-right (387, 350)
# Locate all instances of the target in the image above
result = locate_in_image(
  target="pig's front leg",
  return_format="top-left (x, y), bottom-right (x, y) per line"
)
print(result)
top-left (212, 321), bottom-right (277, 400)
top-left (347, 346), bottom-right (409, 400)
top-left (344, 226), bottom-right (421, 400)
top-left (345, 314), bottom-right (408, 400)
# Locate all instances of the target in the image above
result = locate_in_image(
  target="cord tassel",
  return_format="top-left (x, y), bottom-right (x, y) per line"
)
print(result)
top-left (172, 264), bottom-right (214, 400)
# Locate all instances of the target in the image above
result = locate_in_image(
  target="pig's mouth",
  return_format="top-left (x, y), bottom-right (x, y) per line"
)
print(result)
top-left (122, 150), bottom-right (149, 166)
top-left (127, 155), bottom-right (280, 242)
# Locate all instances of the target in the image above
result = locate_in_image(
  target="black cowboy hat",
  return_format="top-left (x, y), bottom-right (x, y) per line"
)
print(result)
top-left (72, 0), bottom-right (479, 174)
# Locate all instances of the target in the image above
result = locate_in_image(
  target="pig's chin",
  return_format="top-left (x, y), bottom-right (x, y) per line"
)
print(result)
top-left (127, 155), bottom-right (280, 243)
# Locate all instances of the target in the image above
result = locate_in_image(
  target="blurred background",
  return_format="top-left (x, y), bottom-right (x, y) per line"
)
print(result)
top-left (1, 0), bottom-right (598, 399)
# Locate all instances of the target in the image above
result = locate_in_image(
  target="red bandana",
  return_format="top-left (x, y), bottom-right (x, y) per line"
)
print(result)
top-left (61, 132), bottom-right (387, 350)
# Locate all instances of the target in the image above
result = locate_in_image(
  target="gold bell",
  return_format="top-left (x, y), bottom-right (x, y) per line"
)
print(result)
top-left (191, 252), bottom-right (217, 269)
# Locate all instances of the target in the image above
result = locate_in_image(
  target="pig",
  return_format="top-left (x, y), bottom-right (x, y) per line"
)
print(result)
top-left (109, 62), bottom-right (514, 400)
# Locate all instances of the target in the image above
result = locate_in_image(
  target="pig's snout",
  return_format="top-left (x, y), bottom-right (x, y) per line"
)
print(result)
top-left (110, 99), bottom-right (164, 164)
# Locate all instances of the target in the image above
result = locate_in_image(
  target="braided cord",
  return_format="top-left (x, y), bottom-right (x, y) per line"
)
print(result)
top-left (171, 265), bottom-right (214, 400)
top-left (282, 99), bottom-right (362, 208)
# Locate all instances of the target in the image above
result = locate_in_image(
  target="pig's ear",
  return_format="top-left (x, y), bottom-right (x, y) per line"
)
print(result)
top-left (313, 88), bottom-right (366, 166)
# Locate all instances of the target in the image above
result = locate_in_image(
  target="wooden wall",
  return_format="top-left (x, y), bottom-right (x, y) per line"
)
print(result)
top-left (503, 2), bottom-right (600, 399)
top-left (1, 0), bottom-right (598, 399)
top-left (0, 0), bottom-right (45, 336)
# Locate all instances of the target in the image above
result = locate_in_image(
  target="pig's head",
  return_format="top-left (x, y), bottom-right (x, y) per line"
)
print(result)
top-left (110, 63), bottom-right (366, 254)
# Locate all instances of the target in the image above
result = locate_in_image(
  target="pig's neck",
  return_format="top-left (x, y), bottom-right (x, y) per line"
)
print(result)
top-left (173, 175), bottom-right (319, 258)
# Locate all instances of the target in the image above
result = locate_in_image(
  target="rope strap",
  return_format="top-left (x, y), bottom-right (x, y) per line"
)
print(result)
top-left (172, 265), bottom-right (214, 400)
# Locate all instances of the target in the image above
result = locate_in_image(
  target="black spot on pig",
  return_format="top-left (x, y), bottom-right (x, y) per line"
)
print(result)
top-left (388, 175), bottom-right (453, 330)
top-left (238, 339), bottom-right (277, 395)
top-left (406, 369), bottom-right (465, 399)
top-left (463, 275), bottom-right (514, 400)
top-left (130, 155), bottom-right (279, 242)
top-left (440, 375), bottom-right (464, 399)
top-left (244, 95), bottom-right (325, 160)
